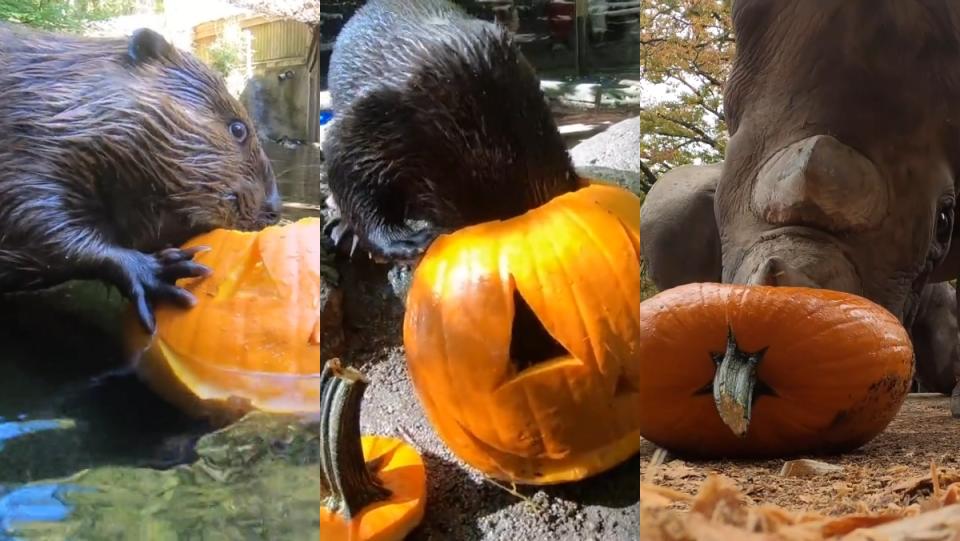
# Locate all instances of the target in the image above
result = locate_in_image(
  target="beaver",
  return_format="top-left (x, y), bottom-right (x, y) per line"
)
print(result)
top-left (322, 0), bottom-right (582, 262)
top-left (0, 23), bottom-right (282, 333)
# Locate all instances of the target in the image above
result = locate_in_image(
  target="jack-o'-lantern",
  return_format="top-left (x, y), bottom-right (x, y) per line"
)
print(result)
top-left (125, 218), bottom-right (324, 419)
top-left (403, 182), bottom-right (643, 485)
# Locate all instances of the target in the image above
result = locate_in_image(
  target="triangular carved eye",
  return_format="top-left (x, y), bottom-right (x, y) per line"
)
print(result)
top-left (509, 289), bottom-right (567, 372)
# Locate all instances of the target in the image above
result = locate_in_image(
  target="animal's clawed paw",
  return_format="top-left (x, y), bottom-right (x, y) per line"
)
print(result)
top-left (122, 246), bottom-right (212, 334)
top-left (323, 218), bottom-right (363, 257)
top-left (371, 227), bottom-right (443, 263)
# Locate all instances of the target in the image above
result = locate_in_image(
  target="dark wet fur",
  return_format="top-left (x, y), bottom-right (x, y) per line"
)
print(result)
top-left (323, 0), bottom-right (580, 261)
top-left (0, 23), bottom-right (281, 332)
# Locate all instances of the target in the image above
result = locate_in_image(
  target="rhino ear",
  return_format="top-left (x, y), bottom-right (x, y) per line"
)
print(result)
top-left (928, 206), bottom-right (960, 282)
top-left (127, 28), bottom-right (173, 65)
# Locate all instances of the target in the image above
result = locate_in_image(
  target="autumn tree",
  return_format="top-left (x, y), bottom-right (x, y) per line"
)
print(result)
top-left (639, 0), bottom-right (734, 189)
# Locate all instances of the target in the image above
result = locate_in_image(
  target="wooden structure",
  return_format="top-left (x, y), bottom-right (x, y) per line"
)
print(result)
top-left (201, 0), bottom-right (361, 142)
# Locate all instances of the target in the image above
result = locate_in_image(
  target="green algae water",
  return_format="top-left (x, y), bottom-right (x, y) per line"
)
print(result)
top-left (0, 143), bottom-right (324, 541)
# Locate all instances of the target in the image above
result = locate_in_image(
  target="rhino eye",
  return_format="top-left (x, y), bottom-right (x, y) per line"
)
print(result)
top-left (936, 204), bottom-right (954, 243)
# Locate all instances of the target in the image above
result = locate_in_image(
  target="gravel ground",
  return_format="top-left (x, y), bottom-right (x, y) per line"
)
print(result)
top-left (357, 348), bottom-right (641, 541)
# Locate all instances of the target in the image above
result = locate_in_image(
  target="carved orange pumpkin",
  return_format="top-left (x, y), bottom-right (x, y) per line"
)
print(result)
top-left (126, 218), bottom-right (323, 419)
top-left (638, 283), bottom-right (914, 458)
top-left (403, 182), bottom-right (643, 484)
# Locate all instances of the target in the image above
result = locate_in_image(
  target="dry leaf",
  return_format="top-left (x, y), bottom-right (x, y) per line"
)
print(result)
top-left (781, 459), bottom-right (844, 478)
top-left (943, 484), bottom-right (960, 506)
top-left (641, 482), bottom-right (693, 509)
top-left (640, 463), bottom-right (960, 541)
top-left (690, 474), bottom-right (751, 526)
top-left (685, 512), bottom-right (779, 541)
top-left (820, 514), bottom-right (904, 537)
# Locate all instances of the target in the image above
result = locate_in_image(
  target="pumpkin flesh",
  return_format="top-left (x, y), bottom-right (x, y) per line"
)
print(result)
top-left (127, 218), bottom-right (323, 417)
top-left (403, 182), bottom-right (643, 484)
top-left (637, 283), bottom-right (915, 458)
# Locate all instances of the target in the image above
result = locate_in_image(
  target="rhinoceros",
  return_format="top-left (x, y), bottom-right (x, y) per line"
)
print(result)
top-left (640, 0), bottom-right (960, 416)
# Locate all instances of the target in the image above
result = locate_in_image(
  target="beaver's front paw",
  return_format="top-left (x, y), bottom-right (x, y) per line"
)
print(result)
top-left (324, 218), bottom-right (364, 257)
top-left (119, 246), bottom-right (212, 334)
top-left (370, 226), bottom-right (443, 264)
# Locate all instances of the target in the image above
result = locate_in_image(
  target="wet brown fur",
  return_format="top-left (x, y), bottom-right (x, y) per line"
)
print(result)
top-left (0, 22), bottom-right (280, 331)
top-left (323, 0), bottom-right (581, 261)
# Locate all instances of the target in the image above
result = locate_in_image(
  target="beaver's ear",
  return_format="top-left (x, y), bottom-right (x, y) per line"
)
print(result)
top-left (127, 28), bottom-right (173, 64)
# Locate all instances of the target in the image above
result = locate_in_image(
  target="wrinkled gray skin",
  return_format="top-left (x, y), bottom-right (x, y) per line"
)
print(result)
top-left (641, 0), bottom-right (960, 417)
top-left (912, 282), bottom-right (960, 399)
top-left (641, 165), bottom-right (960, 416)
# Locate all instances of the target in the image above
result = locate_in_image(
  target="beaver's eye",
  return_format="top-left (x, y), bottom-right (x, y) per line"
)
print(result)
top-left (229, 120), bottom-right (248, 143)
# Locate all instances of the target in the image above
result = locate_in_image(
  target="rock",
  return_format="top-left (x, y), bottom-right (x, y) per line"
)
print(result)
top-left (570, 115), bottom-right (643, 197)
top-left (780, 459), bottom-right (844, 478)
top-left (570, 116), bottom-right (641, 173)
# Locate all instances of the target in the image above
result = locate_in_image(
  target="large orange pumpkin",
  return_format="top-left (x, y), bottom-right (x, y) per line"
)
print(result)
top-left (403, 182), bottom-right (643, 485)
top-left (126, 217), bottom-right (324, 419)
top-left (321, 359), bottom-right (426, 541)
top-left (637, 283), bottom-right (914, 458)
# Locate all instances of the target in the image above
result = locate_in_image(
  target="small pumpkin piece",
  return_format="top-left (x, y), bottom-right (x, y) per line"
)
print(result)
top-left (320, 359), bottom-right (426, 541)
top-left (638, 283), bottom-right (915, 458)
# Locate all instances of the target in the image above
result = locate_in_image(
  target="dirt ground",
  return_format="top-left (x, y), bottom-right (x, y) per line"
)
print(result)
top-left (355, 345), bottom-right (640, 541)
top-left (640, 395), bottom-right (960, 515)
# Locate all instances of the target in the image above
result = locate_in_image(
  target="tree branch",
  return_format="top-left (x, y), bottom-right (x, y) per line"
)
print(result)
top-left (639, 159), bottom-right (658, 191)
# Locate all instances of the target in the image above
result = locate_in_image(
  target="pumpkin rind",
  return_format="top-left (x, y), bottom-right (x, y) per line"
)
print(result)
top-left (320, 360), bottom-right (426, 541)
top-left (320, 435), bottom-right (427, 541)
top-left (126, 218), bottom-right (323, 418)
top-left (403, 182), bottom-right (643, 484)
top-left (637, 283), bottom-right (915, 458)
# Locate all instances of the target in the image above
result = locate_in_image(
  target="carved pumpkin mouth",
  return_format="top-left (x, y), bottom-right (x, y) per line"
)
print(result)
top-left (505, 282), bottom-right (641, 398)
top-left (509, 290), bottom-right (568, 371)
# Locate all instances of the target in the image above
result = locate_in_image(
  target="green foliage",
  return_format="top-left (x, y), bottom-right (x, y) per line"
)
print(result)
top-left (640, 0), bottom-right (734, 181)
top-left (0, 0), bottom-right (136, 32)
top-left (206, 22), bottom-right (246, 79)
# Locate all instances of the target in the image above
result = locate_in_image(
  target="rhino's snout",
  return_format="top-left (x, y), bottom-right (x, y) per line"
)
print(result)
top-left (746, 256), bottom-right (820, 288)
top-left (732, 231), bottom-right (862, 295)
top-left (752, 134), bottom-right (888, 233)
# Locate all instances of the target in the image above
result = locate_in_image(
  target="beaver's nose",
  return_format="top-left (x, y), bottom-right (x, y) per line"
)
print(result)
top-left (262, 186), bottom-right (282, 224)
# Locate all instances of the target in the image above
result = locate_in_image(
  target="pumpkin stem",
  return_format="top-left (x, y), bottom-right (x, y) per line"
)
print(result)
top-left (320, 359), bottom-right (392, 519)
top-left (713, 327), bottom-right (767, 438)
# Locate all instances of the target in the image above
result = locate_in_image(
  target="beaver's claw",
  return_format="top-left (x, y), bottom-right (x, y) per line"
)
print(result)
top-left (323, 218), bottom-right (361, 258)
top-left (121, 246), bottom-right (212, 334)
